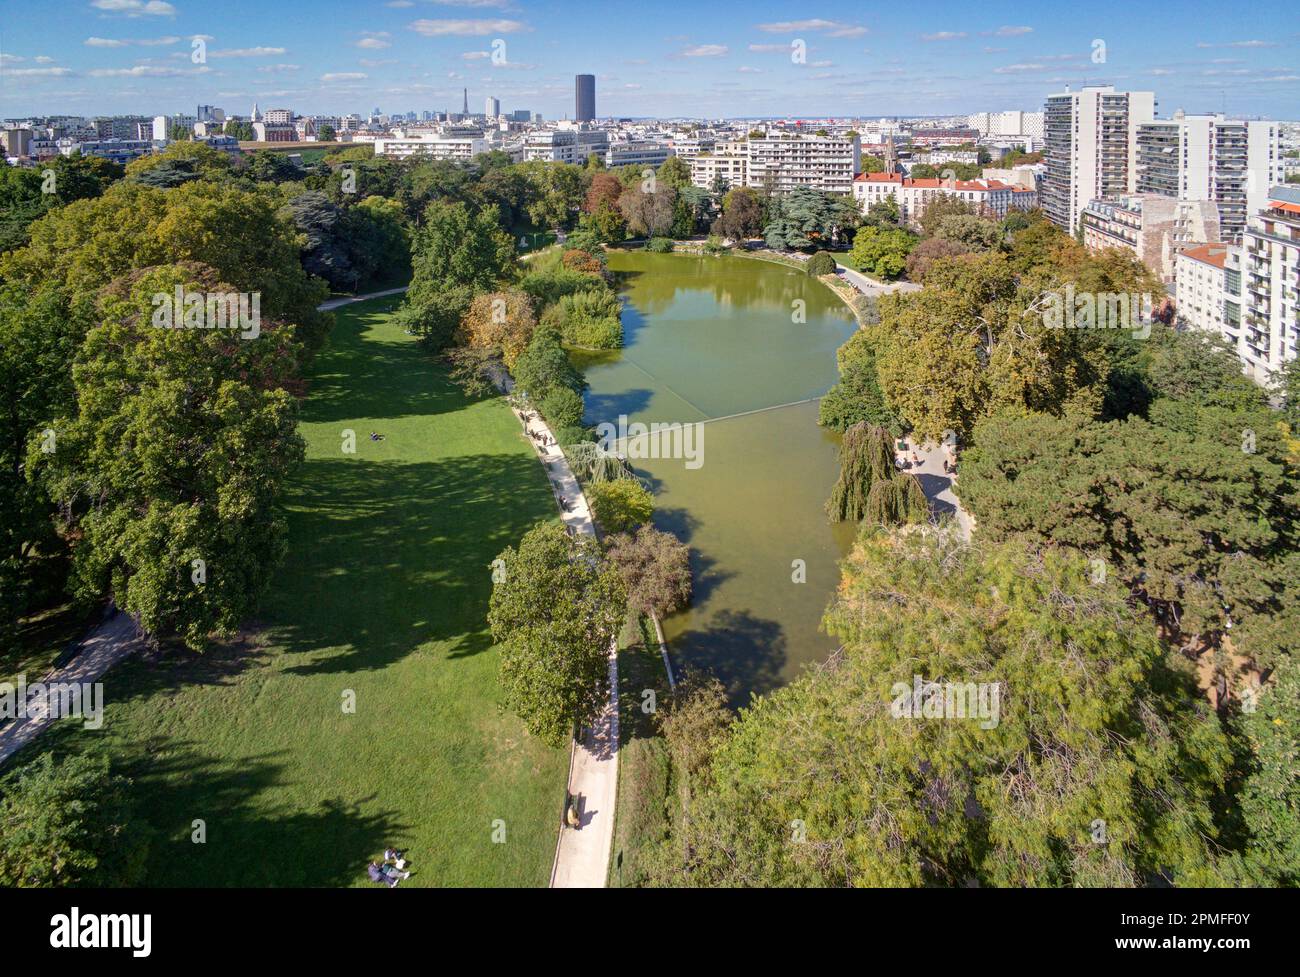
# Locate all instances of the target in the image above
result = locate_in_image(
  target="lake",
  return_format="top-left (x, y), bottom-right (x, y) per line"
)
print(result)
top-left (577, 251), bottom-right (859, 703)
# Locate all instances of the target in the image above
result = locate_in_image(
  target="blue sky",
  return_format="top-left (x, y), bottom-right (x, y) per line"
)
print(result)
top-left (1, 0), bottom-right (1297, 120)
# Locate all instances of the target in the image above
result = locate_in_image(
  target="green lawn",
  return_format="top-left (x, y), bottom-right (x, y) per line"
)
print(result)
top-left (25, 297), bottom-right (567, 886)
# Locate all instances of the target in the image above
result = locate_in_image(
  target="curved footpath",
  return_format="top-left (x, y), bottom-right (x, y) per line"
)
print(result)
top-left (491, 371), bottom-right (618, 889)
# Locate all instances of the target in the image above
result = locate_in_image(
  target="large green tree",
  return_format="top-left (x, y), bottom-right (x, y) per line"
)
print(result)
top-left (960, 407), bottom-right (1300, 673)
top-left (487, 523), bottom-right (626, 746)
top-left (650, 531), bottom-right (1233, 887)
top-left (0, 752), bottom-right (151, 887)
top-left (35, 264), bottom-right (306, 649)
top-left (399, 199), bottom-right (514, 348)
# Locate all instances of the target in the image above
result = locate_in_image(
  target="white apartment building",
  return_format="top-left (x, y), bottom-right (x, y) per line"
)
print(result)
top-left (523, 129), bottom-right (609, 164)
top-left (852, 173), bottom-right (1038, 224)
top-left (1043, 86), bottom-right (1157, 235)
top-left (1136, 113), bottom-right (1281, 243)
top-left (1237, 186), bottom-right (1300, 381)
top-left (746, 132), bottom-right (860, 195)
top-left (1175, 243), bottom-right (1235, 340)
top-left (152, 114), bottom-right (196, 141)
top-left (1080, 193), bottom-right (1220, 283)
top-left (605, 142), bottom-right (674, 169)
top-left (263, 108), bottom-right (293, 125)
top-left (485, 97), bottom-right (500, 119)
top-left (372, 132), bottom-right (488, 160)
top-left (689, 142), bottom-right (748, 190)
top-left (969, 110), bottom-right (1045, 140)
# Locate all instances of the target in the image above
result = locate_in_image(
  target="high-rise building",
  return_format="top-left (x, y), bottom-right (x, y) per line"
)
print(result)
top-left (1136, 113), bottom-right (1281, 243)
top-left (462, 89), bottom-right (468, 116)
top-left (1235, 185), bottom-right (1300, 381)
top-left (485, 96), bottom-right (500, 119)
top-left (575, 74), bottom-right (596, 123)
top-left (1042, 86), bottom-right (1156, 234)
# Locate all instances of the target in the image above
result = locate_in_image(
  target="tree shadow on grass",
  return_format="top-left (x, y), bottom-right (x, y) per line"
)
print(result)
top-left (301, 307), bottom-right (477, 426)
top-left (18, 725), bottom-right (407, 887)
top-left (264, 452), bottom-right (554, 676)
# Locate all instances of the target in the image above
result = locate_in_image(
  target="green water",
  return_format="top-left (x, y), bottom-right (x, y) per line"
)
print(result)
top-left (579, 251), bottom-right (859, 702)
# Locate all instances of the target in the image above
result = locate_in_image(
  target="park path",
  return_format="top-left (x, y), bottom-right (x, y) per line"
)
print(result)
top-left (0, 612), bottom-right (141, 768)
top-left (492, 373), bottom-right (618, 888)
top-left (899, 439), bottom-right (974, 540)
top-left (833, 262), bottom-right (922, 298)
top-left (317, 286), bottom-right (409, 311)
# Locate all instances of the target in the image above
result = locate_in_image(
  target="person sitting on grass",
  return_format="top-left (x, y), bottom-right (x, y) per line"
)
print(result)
top-left (384, 847), bottom-right (408, 870)
top-left (369, 431), bottom-right (386, 441)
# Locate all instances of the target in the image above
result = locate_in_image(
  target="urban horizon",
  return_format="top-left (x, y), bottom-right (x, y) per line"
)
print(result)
top-left (1, 0), bottom-right (1298, 120)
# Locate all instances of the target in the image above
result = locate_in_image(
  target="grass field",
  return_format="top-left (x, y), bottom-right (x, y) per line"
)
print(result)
top-left (24, 297), bottom-right (567, 887)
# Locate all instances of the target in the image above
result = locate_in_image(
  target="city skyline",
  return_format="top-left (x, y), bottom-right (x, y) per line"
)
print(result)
top-left (2, 0), bottom-right (1298, 120)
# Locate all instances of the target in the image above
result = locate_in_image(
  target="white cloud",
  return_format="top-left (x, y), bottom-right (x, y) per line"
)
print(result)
top-left (738, 65), bottom-right (762, 73)
top-left (210, 47), bottom-right (287, 58)
top-left (408, 19), bottom-right (529, 36)
top-left (85, 37), bottom-right (129, 47)
top-left (91, 0), bottom-right (176, 16)
top-left (921, 31), bottom-right (966, 42)
top-left (89, 64), bottom-right (192, 77)
top-left (994, 63), bottom-right (1046, 73)
top-left (357, 32), bottom-right (392, 50)
top-left (35, 55), bottom-right (55, 63)
top-left (747, 43), bottom-right (788, 53)
top-left (257, 64), bottom-right (301, 73)
top-left (680, 44), bottom-right (728, 57)
top-left (322, 72), bottom-right (368, 81)
top-left (6, 66), bottom-right (74, 76)
top-left (993, 26), bottom-right (1033, 37)
top-left (755, 20), bottom-right (865, 37)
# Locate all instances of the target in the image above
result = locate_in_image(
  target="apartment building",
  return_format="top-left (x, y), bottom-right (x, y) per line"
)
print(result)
top-left (689, 142), bottom-right (748, 190)
top-left (1, 127), bottom-right (33, 158)
top-left (746, 132), bottom-right (860, 195)
top-left (372, 132), bottom-right (488, 160)
top-left (1237, 185), bottom-right (1300, 381)
top-left (523, 129), bottom-right (609, 164)
top-left (1136, 113), bottom-right (1281, 243)
top-left (1175, 243), bottom-right (1235, 341)
top-left (57, 137), bottom-right (154, 165)
top-left (969, 110), bottom-right (1045, 140)
top-left (852, 173), bottom-right (1038, 224)
top-left (605, 142), bottom-right (674, 169)
top-left (1043, 86), bottom-right (1157, 234)
top-left (1080, 193), bottom-right (1220, 283)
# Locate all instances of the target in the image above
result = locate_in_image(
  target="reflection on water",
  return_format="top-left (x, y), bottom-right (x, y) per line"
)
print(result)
top-left (581, 251), bottom-right (859, 704)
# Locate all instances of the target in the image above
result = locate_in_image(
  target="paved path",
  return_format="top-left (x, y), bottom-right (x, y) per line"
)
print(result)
top-left (833, 262), bottom-right (921, 298)
top-left (898, 439), bottom-right (974, 541)
top-left (0, 612), bottom-right (142, 768)
top-left (317, 286), bottom-right (409, 311)
top-left (492, 374), bottom-right (619, 889)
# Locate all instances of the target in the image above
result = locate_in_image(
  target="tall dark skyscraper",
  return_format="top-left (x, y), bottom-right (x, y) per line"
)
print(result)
top-left (575, 74), bottom-right (595, 122)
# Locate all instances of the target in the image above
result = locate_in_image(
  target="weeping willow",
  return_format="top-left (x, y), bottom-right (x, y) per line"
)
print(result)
top-left (827, 422), bottom-right (927, 525)
top-left (562, 441), bottom-right (645, 487)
